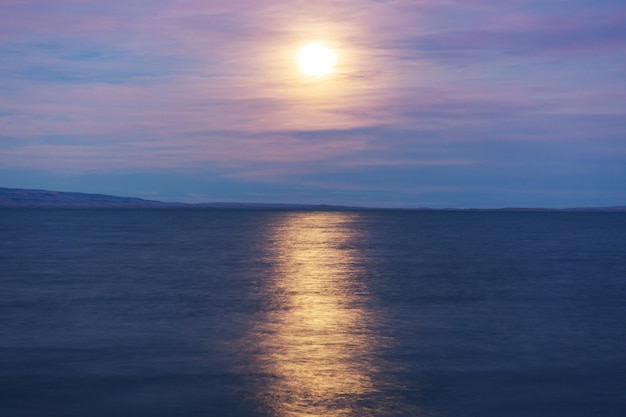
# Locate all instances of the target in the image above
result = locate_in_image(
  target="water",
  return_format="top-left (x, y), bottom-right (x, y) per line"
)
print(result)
top-left (1, 209), bottom-right (625, 417)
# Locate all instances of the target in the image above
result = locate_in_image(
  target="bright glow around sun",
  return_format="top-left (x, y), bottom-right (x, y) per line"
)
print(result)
top-left (298, 44), bottom-right (337, 77)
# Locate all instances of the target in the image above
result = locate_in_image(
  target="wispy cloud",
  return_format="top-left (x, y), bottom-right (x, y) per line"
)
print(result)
top-left (1, 0), bottom-right (625, 206)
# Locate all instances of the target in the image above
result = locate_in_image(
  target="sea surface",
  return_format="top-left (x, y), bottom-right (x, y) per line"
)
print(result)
top-left (1, 209), bottom-right (626, 417)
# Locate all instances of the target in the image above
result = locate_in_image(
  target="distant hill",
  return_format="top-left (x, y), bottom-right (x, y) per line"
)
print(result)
top-left (1, 187), bottom-right (625, 211)
top-left (0, 187), bottom-right (178, 208)
top-left (0, 187), bottom-right (353, 210)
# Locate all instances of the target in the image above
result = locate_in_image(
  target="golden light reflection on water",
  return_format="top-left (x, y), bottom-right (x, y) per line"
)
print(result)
top-left (253, 212), bottom-right (381, 417)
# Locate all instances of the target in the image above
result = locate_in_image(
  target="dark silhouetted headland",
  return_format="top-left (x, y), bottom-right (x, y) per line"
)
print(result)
top-left (1, 187), bottom-right (625, 211)
top-left (0, 187), bottom-right (356, 210)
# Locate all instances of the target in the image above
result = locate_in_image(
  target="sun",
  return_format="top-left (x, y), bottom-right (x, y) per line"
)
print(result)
top-left (298, 44), bottom-right (337, 77)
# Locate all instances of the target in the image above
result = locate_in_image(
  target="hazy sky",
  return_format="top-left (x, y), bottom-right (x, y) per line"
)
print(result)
top-left (1, 0), bottom-right (625, 207)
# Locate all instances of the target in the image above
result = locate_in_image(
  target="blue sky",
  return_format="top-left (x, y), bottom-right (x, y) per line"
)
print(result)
top-left (1, 0), bottom-right (625, 207)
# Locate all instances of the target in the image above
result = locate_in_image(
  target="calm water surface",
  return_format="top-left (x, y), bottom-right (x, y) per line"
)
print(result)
top-left (1, 209), bottom-right (626, 417)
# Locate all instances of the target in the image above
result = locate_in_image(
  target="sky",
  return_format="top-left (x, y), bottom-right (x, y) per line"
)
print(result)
top-left (1, 0), bottom-right (625, 208)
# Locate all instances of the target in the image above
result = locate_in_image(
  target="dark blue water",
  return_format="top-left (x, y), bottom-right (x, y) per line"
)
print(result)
top-left (1, 209), bottom-right (625, 417)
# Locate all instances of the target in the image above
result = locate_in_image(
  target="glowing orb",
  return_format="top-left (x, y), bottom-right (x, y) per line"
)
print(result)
top-left (298, 44), bottom-right (337, 77)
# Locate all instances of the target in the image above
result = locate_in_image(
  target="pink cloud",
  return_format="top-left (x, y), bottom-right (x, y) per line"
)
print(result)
top-left (1, 0), bottom-right (625, 201)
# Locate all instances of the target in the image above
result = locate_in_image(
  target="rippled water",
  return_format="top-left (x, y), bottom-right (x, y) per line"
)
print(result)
top-left (1, 209), bottom-right (626, 417)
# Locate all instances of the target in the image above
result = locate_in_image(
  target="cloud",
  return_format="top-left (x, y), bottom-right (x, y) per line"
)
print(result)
top-left (1, 0), bottom-right (625, 206)
top-left (412, 14), bottom-right (626, 58)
